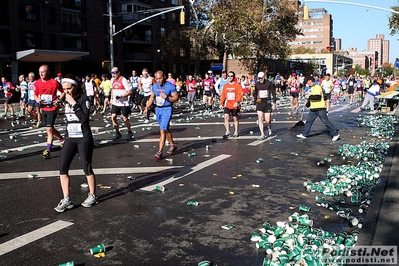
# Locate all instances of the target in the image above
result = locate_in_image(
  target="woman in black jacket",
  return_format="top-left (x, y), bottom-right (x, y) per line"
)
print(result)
top-left (54, 74), bottom-right (98, 213)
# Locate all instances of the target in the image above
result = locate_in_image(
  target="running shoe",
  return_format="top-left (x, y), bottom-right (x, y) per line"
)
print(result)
top-left (296, 134), bottom-right (307, 139)
top-left (232, 132), bottom-right (239, 137)
top-left (144, 119), bottom-right (150, 124)
top-left (81, 193), bottom-right (98, 208)
top-left (127, 131), bottom-right (134, 140)
top-left (167, 144), bottom-right (177, 154)
top-left (112, 132), bottom-right (122, 141)
top-left (54, 198), bottom-right (74, 213)
top-left (223, 131), bottom-right (231, 137)
top-left (332, 134), bottom-right (340, 142)
top-left (154, 151), bottom-right (162, 159)
top-left (41, 149), bottom-right (51, 159)
top-left (258, 134), bottom-right (266, 140)
top-left (268, 128), bottom-right (272, 136)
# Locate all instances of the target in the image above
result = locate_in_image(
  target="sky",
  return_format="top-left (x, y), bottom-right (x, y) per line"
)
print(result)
top-left (306, 0), bottom-right (399, 63)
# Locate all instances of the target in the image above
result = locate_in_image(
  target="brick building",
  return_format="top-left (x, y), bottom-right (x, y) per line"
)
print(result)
top-left (0, 0), bottom-right (190, 84)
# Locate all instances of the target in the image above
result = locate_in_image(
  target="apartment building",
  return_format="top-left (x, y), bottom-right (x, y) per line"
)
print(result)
top-left (290, 8), bottom-right (333, 52)
top-left (367, 34), bottom-right (389, 67)
top-left (0, 0), bottom-right (189, 84)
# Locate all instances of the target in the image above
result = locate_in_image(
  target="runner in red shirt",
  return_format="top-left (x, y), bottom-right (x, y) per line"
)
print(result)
top-left (34, 65), bottom-right (65, 159)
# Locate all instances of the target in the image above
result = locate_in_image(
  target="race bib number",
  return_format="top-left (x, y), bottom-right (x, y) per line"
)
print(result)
top-left (40, 94), bottom-right (53, 105)
top-left (349, 81), bottom-right (354, 86)
top-left (258, 90), bottom-right (269, 98)
top-left (156, 96), bottom-right (165, 106)
top-left (227, 92), bottom-right (236, 101)
top-left (67, 123), bottom-right (83, 138)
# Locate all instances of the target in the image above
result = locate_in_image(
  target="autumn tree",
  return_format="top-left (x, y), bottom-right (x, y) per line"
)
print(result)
top-left (210, 0), bottom-right (301, 74)
top-left (388, 3), bottom-right (399, 35)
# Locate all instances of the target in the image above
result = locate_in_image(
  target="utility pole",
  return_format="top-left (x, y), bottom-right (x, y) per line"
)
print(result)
top-left (109, 0), bottom-right (114, 68)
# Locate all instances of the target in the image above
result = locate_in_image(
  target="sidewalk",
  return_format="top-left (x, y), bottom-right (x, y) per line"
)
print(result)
top-left (357, 122), bottom-right (399, 246)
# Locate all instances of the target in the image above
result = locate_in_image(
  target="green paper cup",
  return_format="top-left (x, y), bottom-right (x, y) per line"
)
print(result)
top-left (335, 233), bottom-right (346, 245)
top-left (90, 243), bottom-right (105, 255)
top-left (155, 185), bottom-right (165, 192)
top-left (59, 262), bottom-right (74, 266)
top-left (278, 253), bottom-right (289, 264)
top-left (198, 261), bottom-right (210, 266)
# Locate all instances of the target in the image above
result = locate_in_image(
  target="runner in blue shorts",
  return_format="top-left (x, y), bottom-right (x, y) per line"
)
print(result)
top-left (144, 70), bottom-right (179, 160)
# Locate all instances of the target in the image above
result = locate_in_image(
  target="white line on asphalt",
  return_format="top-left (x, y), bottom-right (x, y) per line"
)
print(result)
top-left (140, 154), bottom-right (231, 191)
top-left (0, 220), bottom-right (73, 256)
top-left (0, 166), bottom-right (182, 180)
top-left (247, 135), bottom-right (277, 146)
top-left (329, 105), bottom-right (349, 113)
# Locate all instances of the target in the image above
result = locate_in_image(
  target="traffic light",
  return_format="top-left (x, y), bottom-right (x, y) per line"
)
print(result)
top-left (303, 5), bottom-right (309, 20)
top-left (180, 10), bottom-right (185, 25)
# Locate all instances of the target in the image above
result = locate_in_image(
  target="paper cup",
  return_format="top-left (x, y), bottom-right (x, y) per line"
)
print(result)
top-left (90, 243), bottom-right (105, 255)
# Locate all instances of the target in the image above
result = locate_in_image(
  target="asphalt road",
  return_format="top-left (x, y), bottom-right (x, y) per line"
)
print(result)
top-left (0, 96), bottom-right (391, 265)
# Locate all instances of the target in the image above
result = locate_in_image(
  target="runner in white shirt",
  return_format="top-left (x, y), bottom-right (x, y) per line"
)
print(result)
top-left (139, 68), bottom-right (155, 123)
top-left (110, 67), bottom-right (134, 141)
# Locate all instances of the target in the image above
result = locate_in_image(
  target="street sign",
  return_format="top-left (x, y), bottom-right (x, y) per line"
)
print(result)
top-left (395, 58), bottom-right (399, 68)
top-left (210, 63), bottom-right (223, 71)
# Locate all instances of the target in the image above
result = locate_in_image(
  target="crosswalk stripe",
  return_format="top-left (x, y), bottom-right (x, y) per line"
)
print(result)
top-left (247, 135), bottom-right (277, 146)
top-left (0, 166), bottom-right (183, 180)
top-left (0, 220), bottom-right (73, 256)
top-left (140, 154), bottom-right (231, 191)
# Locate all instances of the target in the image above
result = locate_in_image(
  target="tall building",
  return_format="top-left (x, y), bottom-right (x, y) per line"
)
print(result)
top-left (290, 8), bottom-right (333, 52)
top-left (334, 38), bottom-right (341, 51)
top-left (0, 0), bottom-right (189, 83)
top-left (368, 34), bottom-right (390, 66)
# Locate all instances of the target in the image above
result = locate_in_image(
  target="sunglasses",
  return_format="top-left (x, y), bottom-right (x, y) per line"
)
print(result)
top-left (228, 75), bottom-right (234, 78)
top-left (111, 71), bottom-right (119, 74)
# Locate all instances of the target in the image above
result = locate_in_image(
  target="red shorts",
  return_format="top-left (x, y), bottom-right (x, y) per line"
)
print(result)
top-left (242, 87), bottom-right (250, 94)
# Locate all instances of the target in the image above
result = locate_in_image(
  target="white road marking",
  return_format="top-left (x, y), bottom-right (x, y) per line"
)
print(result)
top-left (0, 220), bottom-right (73, 256)
top-left (0, 166), bottom-right (182, 180)
top-left (247, 135), bottom-right (277, 146)
top-left (140, 154), bottom-right (231, 191)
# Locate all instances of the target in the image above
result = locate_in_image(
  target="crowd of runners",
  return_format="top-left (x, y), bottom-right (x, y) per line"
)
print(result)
top-left (1, 65), bottom-right (396, 212)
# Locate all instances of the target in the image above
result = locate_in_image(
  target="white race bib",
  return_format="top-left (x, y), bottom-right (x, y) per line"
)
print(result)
top-left (40, 94), bottom-right (52, 105)
top-left (258, 90), bottom-right (268, 98)
top-left (156, 96), bottom-right (165, 106)
top-left (67, 123), bottom-right (83, 138)
top-left (227, 92), bottom-right (236, 101)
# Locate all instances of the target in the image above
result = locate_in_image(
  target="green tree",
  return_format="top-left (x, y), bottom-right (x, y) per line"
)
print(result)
top-left (292, 46), bottom-right (317, 54)
top-left (210, 0), bottom-right (301, 73)
top-left (388, 3), bottom-right (399, 35)
top-left (184, 0), bottom-right (301, 75)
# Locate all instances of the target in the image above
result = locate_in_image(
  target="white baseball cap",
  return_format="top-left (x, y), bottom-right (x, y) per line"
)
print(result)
top-left (257, 72), bottom-right (265, 78)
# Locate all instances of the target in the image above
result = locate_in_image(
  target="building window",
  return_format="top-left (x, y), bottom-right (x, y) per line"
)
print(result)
top-left (172, 0), bottom-right (179, 4)
top-left (159, 27), bottom-right (166, 37)
top-left (179, 47), bottom-right (186, 57)
top-left (21, 32), bottom-right (41, 48)
top-left (62, 12), bottom-right (82, 33)
top-left (171, 12), bottom-right (176, 22)
top-left (19, 4), bottom-right (40, 21)
top-left (62, 37), bottom-right (86, 51)
top-left (160, 13), bottom-right (166, 20)
top-left (173, 64), bottom-right (177, 73)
